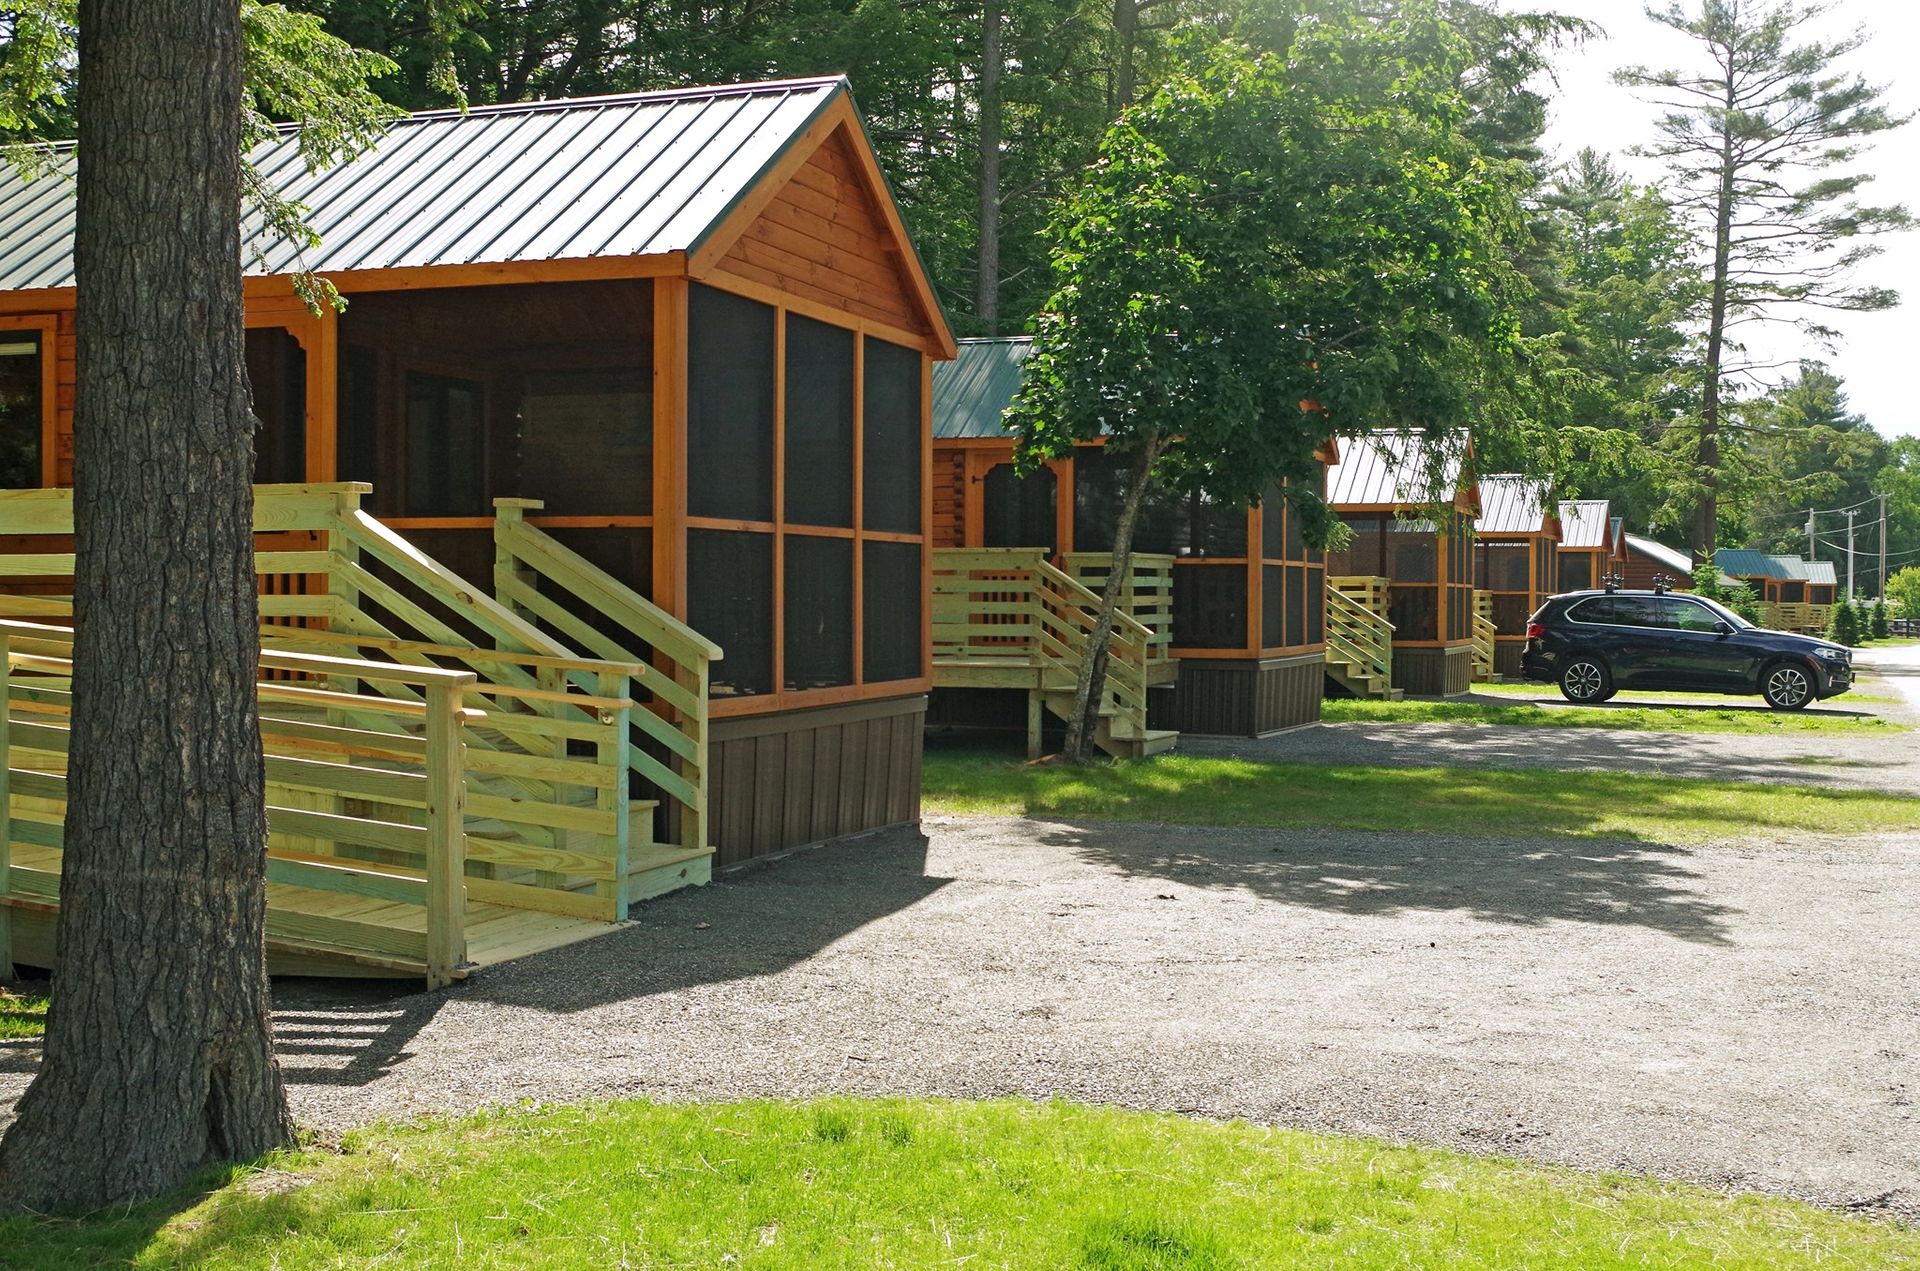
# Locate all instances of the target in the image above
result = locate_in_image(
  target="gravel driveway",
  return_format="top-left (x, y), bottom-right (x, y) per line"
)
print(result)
top-left (8, 813), bottom-right (1905, 1218)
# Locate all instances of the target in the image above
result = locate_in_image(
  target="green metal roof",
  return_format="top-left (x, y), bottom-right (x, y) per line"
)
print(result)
top-left (932, 337), bottom-right (1030, 440)
top-left (1715, 549), bottom-right (1797, 581)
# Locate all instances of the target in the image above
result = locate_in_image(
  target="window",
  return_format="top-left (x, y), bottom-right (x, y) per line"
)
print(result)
top-left (688, 284), bottom-right (775, 521)
top-left (1568, 597), bottom-right (1614, 624)
top-left (515, 368), bottom-right (651, 515)
top-left (404, 372), bottom-right (486, 515)
top-left (0, 327), bottom-right (46, 488)
top-left (784, 315), bottom-right (854, 528)
top-left (1612, 595), bottom-right (1667, 628)
top-left (1666, 598), bottom-right (1724, 632)
top-left (683, 291), bottom-right (927, 702)
top-left (863, 336), bottom-right (922, 534)
top-left (245, 327), bottom-right (306, 484)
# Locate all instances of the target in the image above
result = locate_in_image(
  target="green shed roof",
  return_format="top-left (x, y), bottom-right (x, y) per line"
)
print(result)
top-left (932, 337), bottom-right (1030, 440)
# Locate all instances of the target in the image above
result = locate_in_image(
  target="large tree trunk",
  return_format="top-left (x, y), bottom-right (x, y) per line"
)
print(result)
top-left (1063, 441), bottom-right (1161, 762)
top-left (975, 0), bottom-right (1003, 330)
top-left (1694, 59), bottom-right (1739, 558)
top-left (0, 0), bottom-right (291, 1212)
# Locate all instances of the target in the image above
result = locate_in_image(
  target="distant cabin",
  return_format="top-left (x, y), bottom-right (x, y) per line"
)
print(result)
top-left (0, 76), bottom-right (955, 869)
top-left (928, 336), bottom-right (1332, 743)
top-left (1325, 430), bottom-right (1478, 696)
top-left (1556, 500), bottom-right (1623, 593)
top-left (1715, 549), bottom-right (1839, 633)
top-left (1472, 475), bottom-right (1560, 678)
top-left (1621, 532), bottom-right (1693, 591)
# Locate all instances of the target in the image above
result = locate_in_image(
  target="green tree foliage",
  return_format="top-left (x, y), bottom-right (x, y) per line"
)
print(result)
top-left (1009, 17), bottom-right (1547, 757)
top-left (1690, 560), bottom-right (1725, 600)
top-left (1725, 362), bottom-right (1885, 553)
top-left (1824, 595), bottom-right (1858, 646)
top-left (1617, 0), bottom-right (1912, 556)
top-left (1727, 580), bottom-right (1762, 625)
top-left (1546, 149), bottom-right (1700, 535)
top-left (1869, 595), bottom-right (1888, 639)
top-left (1886, 565), bottom-right (1920, 618)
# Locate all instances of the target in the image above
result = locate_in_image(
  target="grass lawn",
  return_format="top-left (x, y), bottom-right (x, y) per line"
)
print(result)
top-left (923, 752), bottom-right (1920, 844)
top-left (1, 983), bottom-right (47, 1040)
top-left (1321, 696), bottom-right (1903, 733)
top-left (3, 1099), bottom-right (1914, 1268)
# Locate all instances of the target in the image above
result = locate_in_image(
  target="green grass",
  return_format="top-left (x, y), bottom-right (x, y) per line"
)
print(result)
top-left (1321, 696), bottom-right (1903, 733)
top-left (923, 752), bottom-right (1920, 844)
top-left (2, 1099), bottom-right (1913, 1268)
top-left (0, 983), bottom-right (47, 1040)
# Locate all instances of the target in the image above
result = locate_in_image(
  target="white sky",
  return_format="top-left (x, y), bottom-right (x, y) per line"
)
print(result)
top-left (1528, 0), bottom-right (1920, 437)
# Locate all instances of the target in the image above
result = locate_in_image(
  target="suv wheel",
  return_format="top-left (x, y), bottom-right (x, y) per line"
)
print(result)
top-left (1762, 662), bottom-right (1813, 711)
top-left (1559, 657), bottom-right (1612, 704)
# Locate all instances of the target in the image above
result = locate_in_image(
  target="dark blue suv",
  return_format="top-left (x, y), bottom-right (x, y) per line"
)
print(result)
top-left (1520, 590), bottom-right (1853, 710)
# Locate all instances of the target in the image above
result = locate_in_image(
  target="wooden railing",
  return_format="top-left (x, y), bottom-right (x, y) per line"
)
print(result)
top-left (1471, 590), bottom-right (1496, 680)
top-left (0, 620), bottom-right (480, 987)
top-left (1325, 580), bottom-right (1394, 689)
top-left (931, 547), bottom-right (1156, 745)
top-left (1760, 602), bottom-right (1831, 634)
top-left (1059, 552), bottom-right (1175, 668)
top-left (489, 500), bottom-right (719, 859)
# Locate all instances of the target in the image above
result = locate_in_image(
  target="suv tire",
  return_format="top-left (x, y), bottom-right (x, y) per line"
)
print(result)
top-left (1762, 661), bottom-right (1814, 711)
top-left (1559, 656), bottom-right (1613, 704)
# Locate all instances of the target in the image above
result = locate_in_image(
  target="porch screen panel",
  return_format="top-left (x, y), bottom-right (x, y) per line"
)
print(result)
top-left (1071, 447), bottom-right (1186, 553)
top-left (784, 314), bottom-right (854, 528)
top-left (1781, 581), bottom-right (1805, 602)
top-left (1386, 520), bottom-right (1439, 641)
top-left (1172, 566), bottom-right (1246, 649)
top-left (0, 330), bottom-right (42, 488)
top-left (864, 540), bottom-right (922, 683)
top-left (1261, 563), bottom-right (1284, 648)
top-left (862, 337), bottom-right (922, 534)
top-left (1559, 551), bottom-right (1594, 593)
top-left (688, 284), bottom-right (775, 521)
top-left (404, 372), bottom-right (486, 515)
top-left (339, 345), bottom-right (380, 489)
top-left (689, 529), bottom-right (773, 697)
top-left (1446, 528), bottom-right (1473, 641)
top-left (515, 368), bottom-right (651, 515)
top-left (983, 464), bottom-right (1057, 552)
top-left (245, 327), bottom-right (306, 485)
top-left (1260, 484), bottom-right (1323, 652)
top-left (784, 535), bottom-right (853, 690)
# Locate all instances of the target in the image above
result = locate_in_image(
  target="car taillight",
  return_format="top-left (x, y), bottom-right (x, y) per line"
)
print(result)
top-left (1526, 622), bottom-right (1547, 639)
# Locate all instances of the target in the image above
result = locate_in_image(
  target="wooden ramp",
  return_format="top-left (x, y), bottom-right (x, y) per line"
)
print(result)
top-left (0, 485), bottom-right (723, 988)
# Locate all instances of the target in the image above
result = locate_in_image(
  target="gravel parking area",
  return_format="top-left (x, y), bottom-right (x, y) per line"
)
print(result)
top-left (10, 812), bottom-right (1905, 1217)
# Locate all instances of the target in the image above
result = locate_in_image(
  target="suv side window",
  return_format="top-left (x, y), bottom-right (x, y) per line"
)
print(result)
top-left (1611, 595), bottom-right (1669, 628)
top-left (1664, 598), bottom-right (1723, 632)
top-left (1567, 596), bottom-right (1614, 624)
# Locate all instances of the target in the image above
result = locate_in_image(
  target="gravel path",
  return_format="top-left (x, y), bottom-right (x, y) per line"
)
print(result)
top-left (9, 814), bottom-right (1907, 1217)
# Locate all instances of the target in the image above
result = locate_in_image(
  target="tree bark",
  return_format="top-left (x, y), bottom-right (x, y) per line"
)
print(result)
top-left (1110, 0), bottom-right (1139, 112)
top-left (975, 0), bottom-right (1003, 330)
top-left (0, 0), bottom-right (291, 1212)
top-left (1695, 58), bottom-right (1738, 558)
top-left (1063, 440), bottom-right (1161, 762)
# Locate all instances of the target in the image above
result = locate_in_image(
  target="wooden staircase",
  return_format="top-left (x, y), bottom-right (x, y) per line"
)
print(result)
top-left (1325, 576), bottom-right (1401, 700)
top-left (931, 548), bottom-right (1177, 760)
top-left (1471, 590), bottom-right (1497, 682)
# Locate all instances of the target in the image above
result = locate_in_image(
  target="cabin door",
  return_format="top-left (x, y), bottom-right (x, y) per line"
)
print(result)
top-left (981, 462), bottom-right (1057, 555)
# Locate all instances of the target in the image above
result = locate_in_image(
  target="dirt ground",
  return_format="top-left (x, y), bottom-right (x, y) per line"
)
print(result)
top-left (4, 647), bottom-right (1916, 1220)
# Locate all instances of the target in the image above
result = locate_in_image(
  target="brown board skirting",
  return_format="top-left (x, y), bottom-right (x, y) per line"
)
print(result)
top-left (708, 693), bottom-right (927, 867)
top-left (1393, 645), bottom-right (1474, 697)
top-left (1493, 642), bottom-right (1524, 678)
top-left (1150, 652), bottom-right (1325, 738)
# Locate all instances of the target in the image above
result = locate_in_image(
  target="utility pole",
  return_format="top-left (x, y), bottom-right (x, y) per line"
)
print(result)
top-left (1879, 493), bottom-right (1889, 599)
top-left (1846, 509), bottom-right (1857, 600)
top-left (1806, 509), bottom-right (1817, 560)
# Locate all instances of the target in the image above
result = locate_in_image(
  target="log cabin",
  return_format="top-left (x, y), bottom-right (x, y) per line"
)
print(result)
top-left (928, 336), bottom-right (1331, 748)
top-left (1555, 499), bottom-right (1623, 593)
top-left (1472, 475), bottom-right (1560, 678)
top-left (1714, 550), bottom-right (1838, 632)
top-left (0, 77), bottom-right (956, 882)
top-left (1620, 532), bottom-right (1693, 591)
top-left (1324, 430), bottom-right (1479, 696)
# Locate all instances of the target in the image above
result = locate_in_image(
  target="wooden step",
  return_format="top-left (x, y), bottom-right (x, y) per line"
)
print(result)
top-left (626, 841), bottom-right (713, 905)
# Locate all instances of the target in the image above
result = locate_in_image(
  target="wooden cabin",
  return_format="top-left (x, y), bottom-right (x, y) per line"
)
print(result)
top-left (1621, 532), bottom-right (1693, 591)
top-left (1556, 499), bottom-right (1623, 593)
top-left (1715, 550), bottom-right (1837, 632)
top-left (0, 77), bottom-right (955, 880)
top-left (928, 337), bottom-right (1331, 748)
top-left (1472, 475), bottom-right (1560, 678)
top-left (1324, 431), bottom-right (1478, 697)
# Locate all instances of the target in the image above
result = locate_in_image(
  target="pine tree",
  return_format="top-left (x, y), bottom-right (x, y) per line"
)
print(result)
top-left (1825, 598), bottom-right (1859, 646)
top-left (1870, 597), bottom-right (1889, 639)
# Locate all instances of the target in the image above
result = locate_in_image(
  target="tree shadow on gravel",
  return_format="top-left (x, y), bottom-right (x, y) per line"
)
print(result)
top-left (270, 827), bottom-right (948, 1085)
top-left (1034, 820), bottom-right (1740, 946)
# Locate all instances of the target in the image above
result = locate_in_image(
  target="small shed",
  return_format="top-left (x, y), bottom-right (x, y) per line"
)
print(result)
top-left (1715, 549), bottom-right (1837, 632)
top-left (1325, 430), bottom-right (1478, 696)
top-left (0, 76), bottom-right (955, 870)
top-left (930, 336), bottom-right (1331, 741)
top-left (1473, 475), bottom-right (1560, 676)
top-left (1556, 499), bottom-right (1623, 593)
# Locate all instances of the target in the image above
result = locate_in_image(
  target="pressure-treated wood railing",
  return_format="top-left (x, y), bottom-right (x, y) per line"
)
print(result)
top-left (1059, 552), bottom-right (1176, 670)
top-left (1324, 577), bottom-right (1395, 699)
top-left (0, 620), bottom-right (480, 987)
top-left (0, 484), bottom-right (721, 981)
top-left (1759, 601), bottom-right (1830, 634)
top-left (1470, 590), bottom-right (1496, 681)
top-left (931, 547), bottom-right (1159, 754)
